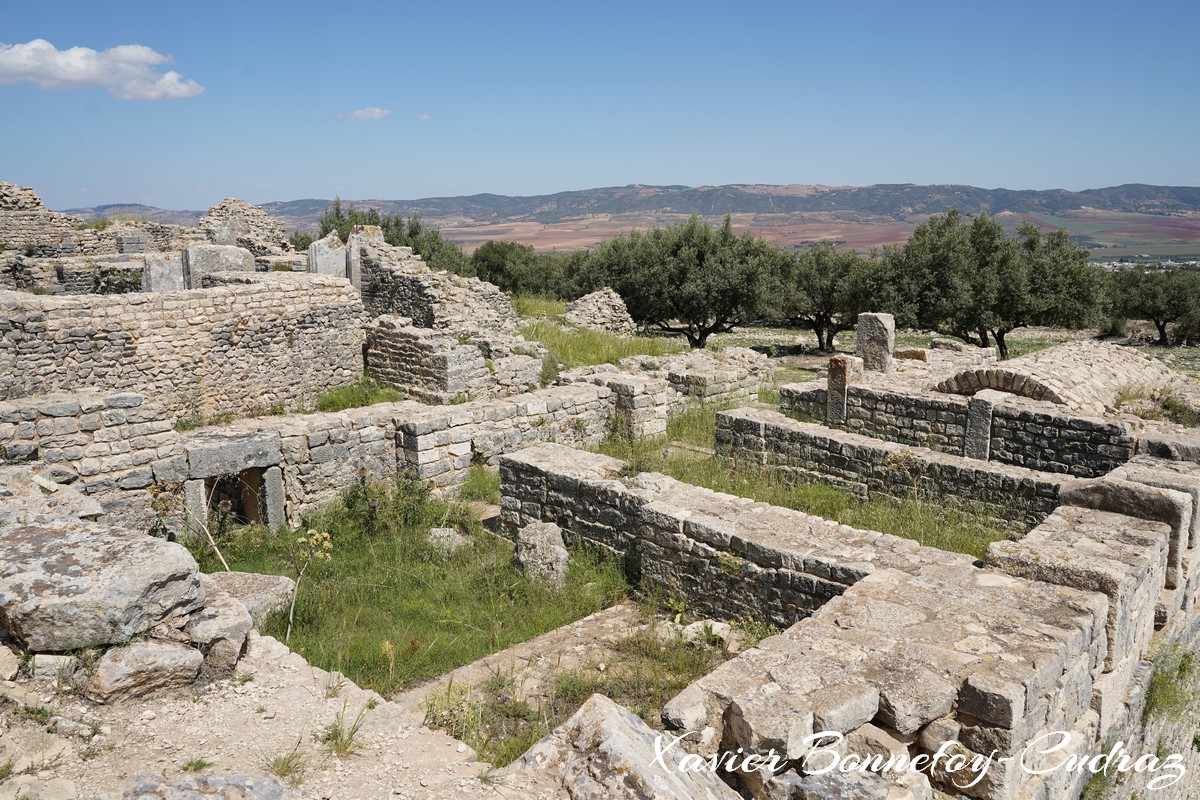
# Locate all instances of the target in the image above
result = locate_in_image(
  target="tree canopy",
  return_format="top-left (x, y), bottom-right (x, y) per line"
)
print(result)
top-left (578, 215), bottom-right (788, 348)
top-left (1108, 266), bottom-right (1200, 345)
top-left (317, 199), bottom-right (470, 275)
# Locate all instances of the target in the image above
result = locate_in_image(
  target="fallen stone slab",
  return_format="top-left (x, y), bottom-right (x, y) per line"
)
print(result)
top-left (504, 692), bottom-right (741, 799)
top-left (0, 523), bottom-right (203, 652)
top-left (87, 640), bottom-right (203, 702)
top-left (202, 571), bottom-right (294, 628)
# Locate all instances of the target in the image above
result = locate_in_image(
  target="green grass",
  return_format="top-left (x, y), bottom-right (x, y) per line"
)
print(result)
top-left (1144, 642), bottom-right (1198, 722)
top-left (192, 474), bottom-right (629, 695)
top-left (602, 404), bottom-right (1010, 560)
top-left (423, 623), bottom-right (727, 766)
top-left (459, 463), bottom-right (501, 505)
top-left (180, 757), bottom-right (213, 772)
top-left (73, 218), bottom-right (113, 231)
top-left (315, 375), bottom-right (406, 413)
top-left (520, 320), bottom-right (686, 372)
top-left (511, 294), bottom-right (567, 320)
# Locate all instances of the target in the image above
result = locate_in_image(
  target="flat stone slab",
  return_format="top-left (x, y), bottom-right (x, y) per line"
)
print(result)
top-left (123, 774), bottom-right (297, 799)
top-left (202, 571), bottom-right (294, 627)
top-left (183, 430), bottom-right (282, 478)
top-left (88, 639), bottom-right (203, 702)
top-left (0, 522), bottom-right (203, 651)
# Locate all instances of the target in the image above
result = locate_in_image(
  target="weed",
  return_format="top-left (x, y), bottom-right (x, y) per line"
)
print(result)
top-left (237, 673), bottom-right (255, 684)
top-left (318, 702), bottom-right (369, 756)
top-left (0, 758), bottom-right (12, 780)
top-left (262, 739), bottom-right (308, 788)
top-left (73, 218), bottom-right (113, 231)
top-left (322, 670), bottom-right (346, 699)
top-left (180, 757), bottom-right (212, 772)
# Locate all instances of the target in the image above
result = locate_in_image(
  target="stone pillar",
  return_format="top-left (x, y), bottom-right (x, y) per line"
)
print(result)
top-left (183, 479), bottom-right (207, 541)
top-left (263, 466), bottom-right (285, 530)
top-left (344, 225), bottom-right (384, 291)
top-left (964, 389), bottom-right (1005, 461)
top-left (307, 231), bottom-right (346, 276)
top-left (855, 313), bottom-right (895, 372)
top-left (826, 355), bottom-right (863, 425)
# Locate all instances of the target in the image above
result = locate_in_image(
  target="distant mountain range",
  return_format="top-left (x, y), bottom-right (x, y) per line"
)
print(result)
top-left (65, 183), bottom-right (1200, 230)
top-left (63, 183), bottom-right (1200, 258)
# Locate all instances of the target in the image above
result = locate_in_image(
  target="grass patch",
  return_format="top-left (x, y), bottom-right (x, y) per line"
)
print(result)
top-left (318, 702), bottom-right (368, 756)
top-left (315, 375), bottom-right (405, 413)
top-left (601, 404), bottom-right (1009, 560)
top-left (1144, 642), bottom-right (1198, 722)
top-left (180, 757), bottom-right (213, 772)
top-left (459, 463), bottom-right (501, 505)
top-left (73, 218), bottom-right (113, 231)
top-left (192, 473), bottom-right (629, 695)
top-left (520, 320), bottom-right (686, 371)
top-left (262, 740), bottom-right (308, 788)
top-left (423, 622), bottom-right (726, 766)
top-left (511, 294), bottom-right (567, 320)
top-left (1117, 385), bottom-right (1200, 428)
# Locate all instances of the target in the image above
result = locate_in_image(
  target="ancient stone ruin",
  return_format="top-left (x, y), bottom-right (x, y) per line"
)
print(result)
top-left (3, 188), bottom-right (1199, 800)
top-left (565, 286), bottom-right (637, 335)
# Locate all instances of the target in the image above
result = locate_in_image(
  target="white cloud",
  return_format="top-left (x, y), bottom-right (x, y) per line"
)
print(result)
top-left (338, 107), bottom-right (391, 121)
top-left (0, 38), bottom-right (203, 100)
top-left (417, 112), bottom-right (430, 122)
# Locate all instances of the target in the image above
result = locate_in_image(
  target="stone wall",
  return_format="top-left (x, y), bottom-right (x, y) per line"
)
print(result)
top-left (0, 390), bottom-right (178, 496)
top-left (564, 288), bottom-right (636, 335)
top-left (717, 406), bottom-right (1070, 530)
top-left (365, 315), bottom-right (542, 404)
top-left (358, 242), bottom-right (519, 333)
top-left (500, 440), bottom-right (1199, 800)
top-left (0, 255), bottom-right (145, 294)
top-left (0, 273), bottom-right (365, 418)
top-left (782, 373), bottom-right (1141, 477)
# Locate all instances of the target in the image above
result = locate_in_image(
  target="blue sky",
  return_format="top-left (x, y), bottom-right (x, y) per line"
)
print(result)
top-left (2, 0), bottom-right (1197, 210)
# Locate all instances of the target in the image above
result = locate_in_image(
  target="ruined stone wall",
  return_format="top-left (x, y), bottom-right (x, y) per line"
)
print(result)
top-left (499, 443), bottom-right (961, 627)
top-left (783, 376), bottom-right (1139, 477)
top-left (364, 315), bottom-right (542, 403)
top-left (718, 406), bottom-right (1069, 530)
top-left (358, 242), bottom-right (519, 333)
top-left (500, 441), bottom-right (1199, 800)
top-left (0, 273), bottom-right (365, 418)
top-left (785, 381), bottom-right (972, 454)
top-left (989, 401), bottom-right (1137, 477)
top-left (0, 391), bottom-right (178, 496)
top-left (0, 255), bottom-right (144, 294)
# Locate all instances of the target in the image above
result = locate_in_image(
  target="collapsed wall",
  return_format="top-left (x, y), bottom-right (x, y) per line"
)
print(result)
top-left (499, 441), bottom-right (1200, 800)
top-left (0, 272), bottom-right (365, 418)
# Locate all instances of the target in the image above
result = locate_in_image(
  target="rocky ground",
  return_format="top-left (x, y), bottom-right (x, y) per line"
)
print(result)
top-left (0, 632), bottom-right (533, 800)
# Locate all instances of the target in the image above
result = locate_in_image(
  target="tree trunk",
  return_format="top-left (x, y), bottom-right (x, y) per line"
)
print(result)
top-left (1155, 319), bottom-right (1170, 346)
top-left (813, 320), bottom-right (828, 352)
top-left (993, 329), bottom-right (1008, 360)
top-left (977, 327), bottom-right (990, 349)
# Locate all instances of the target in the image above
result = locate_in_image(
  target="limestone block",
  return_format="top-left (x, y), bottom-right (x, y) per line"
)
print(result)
top-left (184, 430), bottom-right (282, 479)
top-left (184, 244), bottom-right (254, 287)
top-left (855, 313), bottom-right (895, 372)
top-left (203, 571), bottom-right (295, 628)
top-left (307, 230), bottom-right (346, 277)
top-left (503, 693), bottom-right (742, 799)
top-left (0, 522), bottom-right (203, 651)
top-left (964, 389), bottom-right (1006, 461)
top-left (185, 580), bottom-right (253, 670)
top-left (1059, 477), bottom-right (1190, 589)
top-left (515, 522), bottom-right (569, 587)
top-left (87, 640), bottom-right (203, 702)
top-left (142, 252), bottom-right (186, 292)
top-left (826, 356), bottom-right (863, 425)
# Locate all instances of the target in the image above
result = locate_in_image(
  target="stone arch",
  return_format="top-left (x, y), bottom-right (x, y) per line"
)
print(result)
top-left (934, 368), bottom-right (1067, 405)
